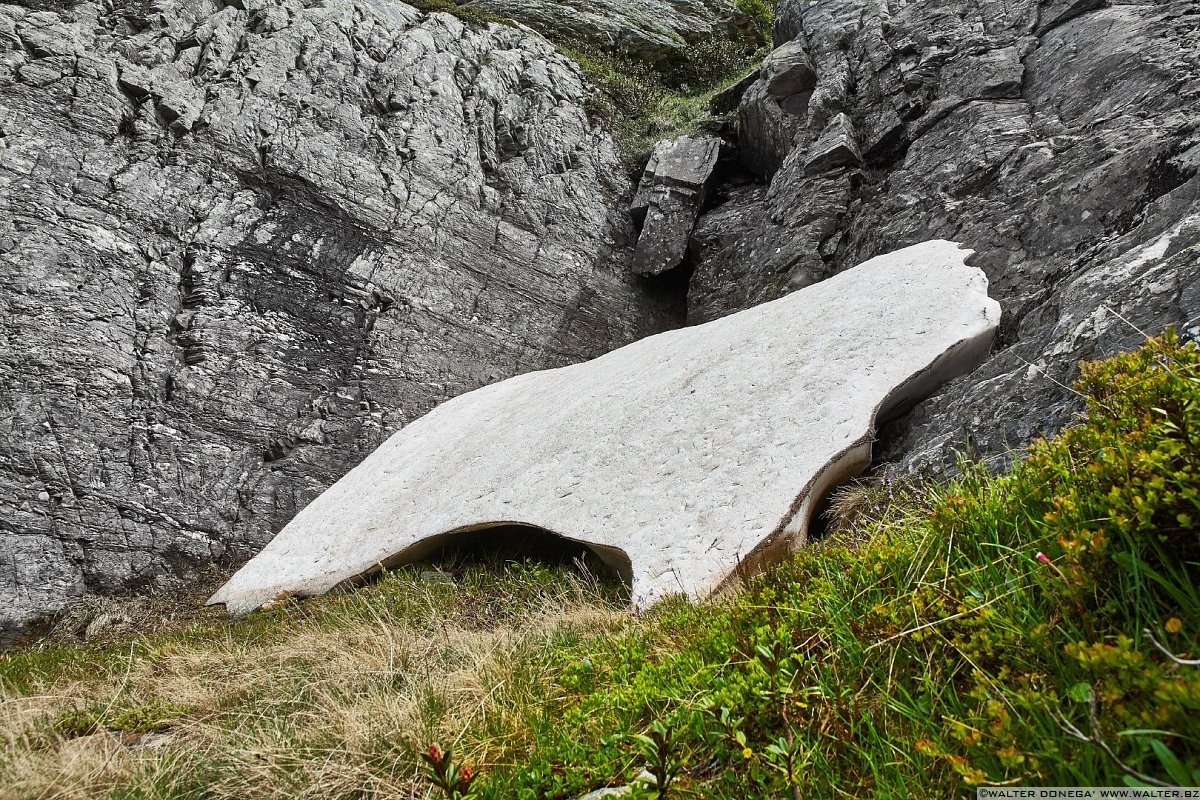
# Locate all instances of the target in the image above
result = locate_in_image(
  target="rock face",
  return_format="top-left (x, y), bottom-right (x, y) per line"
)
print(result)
top-left (467, 0), bottom-right (762, 72)
top-left (631, 135), bottom-right (722, 276)
top-left (690, 0), bottom-right (1200, 470)
top-left (0, 0), bottom-right (678, 641)
top-left (210, 240), bottom-right (1000, 614)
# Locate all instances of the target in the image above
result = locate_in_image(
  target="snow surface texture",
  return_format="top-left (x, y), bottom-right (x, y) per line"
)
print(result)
top-left (211, 240), bottom-right (1001, 612)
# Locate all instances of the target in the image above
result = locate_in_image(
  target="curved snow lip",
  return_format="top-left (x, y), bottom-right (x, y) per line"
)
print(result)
top-left (209, 240), bottom-right (1001, 614)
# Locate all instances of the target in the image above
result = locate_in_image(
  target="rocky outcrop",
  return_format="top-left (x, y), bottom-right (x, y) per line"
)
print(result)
top-left (210, 241), bottom-right (1000, 614)
top-left (467, 0), bottom-right (762, 72)
top-left (0, 0), bottom-right (679, 641)
top-left (5, 0), bottom-right (1200, 640)
top-left (690, 0), bottom-right (1200, 470)
top-left (631, 135), bottom-right (721, 276)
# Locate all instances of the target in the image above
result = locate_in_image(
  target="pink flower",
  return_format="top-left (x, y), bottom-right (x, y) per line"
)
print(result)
top-left (1035, 551), bottom-right (1068, 581)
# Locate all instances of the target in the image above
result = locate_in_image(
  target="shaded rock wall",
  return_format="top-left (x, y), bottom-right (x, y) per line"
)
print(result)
top-left (5, 0), bottom-right (1200, 640)
top-left (691, 0), bottom-right (1200, 470)
top-left (0, 0), bottom-right (677, 639)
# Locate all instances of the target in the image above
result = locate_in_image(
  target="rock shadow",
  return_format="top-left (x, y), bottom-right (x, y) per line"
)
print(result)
top-left (370, 523), bottom-right (633, 591)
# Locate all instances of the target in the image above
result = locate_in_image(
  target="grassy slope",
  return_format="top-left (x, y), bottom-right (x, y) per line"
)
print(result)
top-left (0, 562), bottom-right (630, 798)
top-left (474, 332), bottom-right (1200, 799)
top-left (3, 336), bottom-right (1199, 798)
top-left (473, 332), bottom-right (1200, 798)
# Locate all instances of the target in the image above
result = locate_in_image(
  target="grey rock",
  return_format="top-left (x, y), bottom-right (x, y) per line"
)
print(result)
top-left (694, 0), bottom-right (1200, 474)
top-left (575, 788), bottom-right (631, 800)
top-left (940, 46), bottom-right (1025, 101)
top-left (762, 38), bottom-right (815, 98)
top-left (736, 75), bottom-right (806, 178)
top-left (419, 569), bottom-right (455, 585)
top-left (467, 0), bottom-right (762, 72)
top-left (803, 112), bottom-right (861, 175)
top-left (0, 0), bottom-right (678, 643)
top-left (631, 135), bottom-right (722, 276)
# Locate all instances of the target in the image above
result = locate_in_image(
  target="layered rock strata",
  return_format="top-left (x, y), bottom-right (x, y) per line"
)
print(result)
top-left (0, 0), bottom-right (676, 640)
top-left (467, 0), bottom-right (762, 72)
top-left (689, 0), bottom-right (1200, 470)
top-left (631, 135), bottom-right (722, 277)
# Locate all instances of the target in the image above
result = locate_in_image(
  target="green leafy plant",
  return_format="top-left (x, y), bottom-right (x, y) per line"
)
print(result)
top-left (736, 0), bottom-right (774, 41)
top-left (475, 330), bottom-right (1200, 798)
top-left (422, 743), bottom-right (480, 800)
top-left (54, 700), bottom-right (190, 738)
top-left (630, 719), bottom-right (681, 798)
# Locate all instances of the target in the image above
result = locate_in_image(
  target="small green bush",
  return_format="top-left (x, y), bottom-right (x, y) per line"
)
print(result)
top-left (736, 0), bottom-right (774, 42)
top-left (404, 0), bottom-right (507, 28)
top-left (54, 700), bottom-right (191, 738)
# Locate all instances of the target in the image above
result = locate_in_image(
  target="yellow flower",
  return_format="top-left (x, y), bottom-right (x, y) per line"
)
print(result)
top-left (742, 747), bottom-right (753, 759)
top-left (1166, 617), bottom-right (1183, 634)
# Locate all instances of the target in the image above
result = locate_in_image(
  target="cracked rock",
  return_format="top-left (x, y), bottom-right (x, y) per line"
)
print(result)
top-left (631, 135), bottom-right (722, 277)
top-left (692, 0), bottom-right (1200, 477)
top-left (0, 0), bottom-right (678, 642)
top-left (468, 0), bottom-right (763, 72)
top-left (804, 112), bottom-right (862, 175)
top-left (762, 38), bottom-right (816, 97)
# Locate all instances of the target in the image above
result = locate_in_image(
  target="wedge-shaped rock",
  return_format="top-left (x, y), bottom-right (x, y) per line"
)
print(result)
top-left (631, 136), bottom-right (723, 277)
top-left (210, 241), bottom-right (1000, 614)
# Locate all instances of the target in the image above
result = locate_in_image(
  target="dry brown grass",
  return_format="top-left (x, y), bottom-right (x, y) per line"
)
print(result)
top-left (0, 563), bottom-right (629, 799)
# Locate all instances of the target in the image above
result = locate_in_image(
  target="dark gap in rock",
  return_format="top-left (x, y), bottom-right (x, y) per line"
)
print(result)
top-left (870, 414), bottom-right (913, 468)
top-left (637, 257), bottom-right (695, 325)
top-left (703, 141), bottom-right (760, 213)
top-left (381, 524), bottom-right (632, 589)
top-left (1146, 150), bottom-right (1197, 205)
top-left (864, 126), bottom-right (912, 169)
top-left (806, 490), bottom-right (838, 541)
top-left (261, 436), bottom-right (295, 463)
top-left (116, 114), bottom-right (137, 138)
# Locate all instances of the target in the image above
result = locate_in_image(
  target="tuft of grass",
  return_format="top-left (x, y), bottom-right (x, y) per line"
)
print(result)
top-left (0, 557), bottom-right (628, 799)
top-left (570, 44), bottom-right (762, 173)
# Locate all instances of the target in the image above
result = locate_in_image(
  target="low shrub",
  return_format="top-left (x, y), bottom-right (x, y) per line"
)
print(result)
top-left (475, 331), bottom-right (1200, 797)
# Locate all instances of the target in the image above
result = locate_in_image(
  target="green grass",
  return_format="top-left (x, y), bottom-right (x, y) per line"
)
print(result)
top-left (0, 556), bottom-right (629, 799)
top-left (468, 330), bottom-right (1200, 798)
top-left (409, 0), bottom-right (769, 172)
top-left (568, 43), bottom-right (764, 173)
top-left (4, 333), bottom-right (1198, 799)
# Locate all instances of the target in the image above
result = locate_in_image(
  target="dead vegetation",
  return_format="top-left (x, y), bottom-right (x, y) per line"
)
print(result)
top-left (1, 558), bottom-right (628, 799)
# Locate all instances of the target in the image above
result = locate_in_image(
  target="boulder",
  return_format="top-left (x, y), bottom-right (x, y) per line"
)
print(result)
top-left (709, 69), bottom-right (758, 115)
top-left (209, 240), bottom-right (1001, 614)
top-left (762, 39), bottom-right (817, 98)
top-left (803, 112), bottom-right (862, 175)
top-left (631, 136), bottom-right (722, 276)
